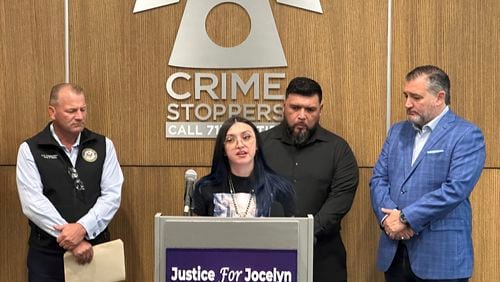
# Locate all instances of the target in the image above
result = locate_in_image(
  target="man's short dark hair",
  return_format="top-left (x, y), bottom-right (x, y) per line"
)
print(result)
top-left (286, 77), bottom-right (322, 103)
top-left (406, 65), bottom-right (451, 105)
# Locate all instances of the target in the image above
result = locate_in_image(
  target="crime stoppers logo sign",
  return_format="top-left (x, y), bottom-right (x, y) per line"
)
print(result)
top-left (133, 0), bottom-right (323, 138)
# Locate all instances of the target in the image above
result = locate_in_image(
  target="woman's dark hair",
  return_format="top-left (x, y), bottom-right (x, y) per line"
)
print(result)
top-left (196, 116), bottom-right (294, 216)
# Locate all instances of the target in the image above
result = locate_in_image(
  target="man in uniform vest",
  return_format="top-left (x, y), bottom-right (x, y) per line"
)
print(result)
top-left (16, 83), bottom-right (124, 281)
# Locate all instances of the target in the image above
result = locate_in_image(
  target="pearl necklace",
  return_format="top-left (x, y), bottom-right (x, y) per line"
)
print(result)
top-left (228, 175), bottom-right (255, 217)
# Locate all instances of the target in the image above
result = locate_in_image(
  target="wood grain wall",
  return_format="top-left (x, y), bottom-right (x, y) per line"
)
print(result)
top-left (1, 0), bottom-right (65, 279)
top-left (0, 1), bottom-right (498, 281)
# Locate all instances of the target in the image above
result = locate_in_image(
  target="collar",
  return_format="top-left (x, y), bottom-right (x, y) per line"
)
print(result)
top-left (412, 106), bottom-right (449, 133)
top-left (50, 123), bottom-right (81, 149)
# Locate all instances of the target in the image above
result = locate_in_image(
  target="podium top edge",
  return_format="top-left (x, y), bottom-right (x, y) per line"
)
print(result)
top-left (154, 215), bottom-right (314, 222)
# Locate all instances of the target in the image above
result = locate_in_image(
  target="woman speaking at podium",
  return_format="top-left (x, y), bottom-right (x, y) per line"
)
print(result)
top-left (192, 116), bottom-right (295, 217)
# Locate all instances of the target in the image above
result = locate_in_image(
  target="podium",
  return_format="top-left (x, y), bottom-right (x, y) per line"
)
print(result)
top-left (154, 214), bottom-right (314, 282)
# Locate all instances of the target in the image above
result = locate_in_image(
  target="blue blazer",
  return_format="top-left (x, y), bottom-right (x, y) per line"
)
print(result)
top-left (370, 110), bottom-right (485, 279)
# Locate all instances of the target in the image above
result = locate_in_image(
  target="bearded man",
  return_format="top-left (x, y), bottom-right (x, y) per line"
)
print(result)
top-left (261, 76), bottom-right (359, 282)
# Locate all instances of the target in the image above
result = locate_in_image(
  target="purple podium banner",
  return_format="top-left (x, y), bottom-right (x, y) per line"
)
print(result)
top-left (166, 248), bottom-right (297, 282)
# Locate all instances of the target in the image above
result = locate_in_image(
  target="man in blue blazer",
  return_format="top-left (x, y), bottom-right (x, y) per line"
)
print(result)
top-left (370, 65), bottom-right (485, 281)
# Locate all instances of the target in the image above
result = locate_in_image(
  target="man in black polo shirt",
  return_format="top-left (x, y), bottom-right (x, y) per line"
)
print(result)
top-left (16, 83), bottom-right (124, 281)
top-left (261, 77), bottom-right (359, 282)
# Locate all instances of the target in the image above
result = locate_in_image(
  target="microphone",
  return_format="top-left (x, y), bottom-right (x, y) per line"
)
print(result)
top-left (183, 169), bottom-right (197, 216)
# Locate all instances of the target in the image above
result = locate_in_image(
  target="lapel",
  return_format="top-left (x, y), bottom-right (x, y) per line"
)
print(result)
top-left (403, 110), bottom-right (457, 183)
top-left (401, 124), bottom-right (415, 179)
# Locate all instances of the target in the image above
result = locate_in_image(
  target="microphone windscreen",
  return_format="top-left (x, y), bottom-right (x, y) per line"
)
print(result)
top-left (185, 169), bottom-right (197, 181)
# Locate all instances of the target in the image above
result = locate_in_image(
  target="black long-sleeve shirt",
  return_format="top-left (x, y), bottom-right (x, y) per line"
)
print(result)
top-left (261, 122), bottom-right (359, 282)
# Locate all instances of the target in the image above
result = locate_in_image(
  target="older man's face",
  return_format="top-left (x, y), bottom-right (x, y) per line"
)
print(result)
top-left (403, 76), bottom-right (445, 127)
top-left (49, 86), bottom-right (87, 139)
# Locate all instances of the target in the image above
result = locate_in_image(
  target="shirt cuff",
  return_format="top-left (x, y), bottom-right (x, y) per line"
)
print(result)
top-left (379, 214), bottom-right (389, 229)
top-left (77, 216), bottom-right (98, 240)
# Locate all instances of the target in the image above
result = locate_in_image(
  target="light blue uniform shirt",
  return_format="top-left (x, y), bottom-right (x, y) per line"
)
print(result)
top-left (16, 124), bottom-right (124, 239)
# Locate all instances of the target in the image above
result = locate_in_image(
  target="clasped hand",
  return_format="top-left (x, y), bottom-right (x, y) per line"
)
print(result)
top-left (54, 223), bottom-right (93, 264)
top-left (71, 240), bottom-right (94, 264)
top-left (381, 208), bottom-right (415, 241)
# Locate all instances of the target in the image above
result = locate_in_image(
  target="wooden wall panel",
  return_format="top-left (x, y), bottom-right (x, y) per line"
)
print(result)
top-left (312, 1), bottom-right (388, 167)
top-left (470, 170), bottom-right (500, 282)
top-left (0, 0), bottom-right (65, 164)
top-left (0, 0), bottom-right (64, 278)
top-left (0, 167), bottom-right (29, 282)
top-left (342, 168), bottom-right (384, 281)
top-left (275, 1), bottom-right (388, 167)
top-left (391, 0), bottom-right (500, 167)
top-left (70, 0), bottom-right (387, 167)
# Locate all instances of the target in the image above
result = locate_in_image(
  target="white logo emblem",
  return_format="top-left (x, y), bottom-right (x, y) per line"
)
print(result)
top-left (41, 154), bottom-right (58, 160)
top-left (82, 148), bottom-right (98, 163)
top-left (133, 0), bottom-right (322, 69)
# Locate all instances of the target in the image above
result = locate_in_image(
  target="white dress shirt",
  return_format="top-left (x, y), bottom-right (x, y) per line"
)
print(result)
top-left (411, 106), bottom-right (449, 165)
top-left (16, 124), bottom-right (124, 239)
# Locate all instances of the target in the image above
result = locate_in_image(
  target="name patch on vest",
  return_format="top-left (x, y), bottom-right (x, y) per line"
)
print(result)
top-left (41, 154), bottom-right (58, 160)
top-left (82, 148), bottom-right (98, 162)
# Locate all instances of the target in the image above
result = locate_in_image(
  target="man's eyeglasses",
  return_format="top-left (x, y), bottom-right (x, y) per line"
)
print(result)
top-left (68, 167), bottom-right (85, 191)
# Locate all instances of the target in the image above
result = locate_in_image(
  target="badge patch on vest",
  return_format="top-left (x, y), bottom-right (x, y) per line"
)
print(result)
top-left (41, 154), bottom-right (58, 160)
top-left (82, 148), bottom-right (98, 162)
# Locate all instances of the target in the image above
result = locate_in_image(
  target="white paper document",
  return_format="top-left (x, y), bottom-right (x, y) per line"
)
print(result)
top-left (64, 239), bottom-right (126, 282)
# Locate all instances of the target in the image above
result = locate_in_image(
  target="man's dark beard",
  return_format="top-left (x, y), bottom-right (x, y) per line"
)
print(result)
top-left (287, 124), bottom-right (316, 146)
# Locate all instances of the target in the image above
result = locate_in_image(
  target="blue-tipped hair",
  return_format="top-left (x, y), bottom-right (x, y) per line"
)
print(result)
top-left (196, 116), bottom-right (295, 216)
